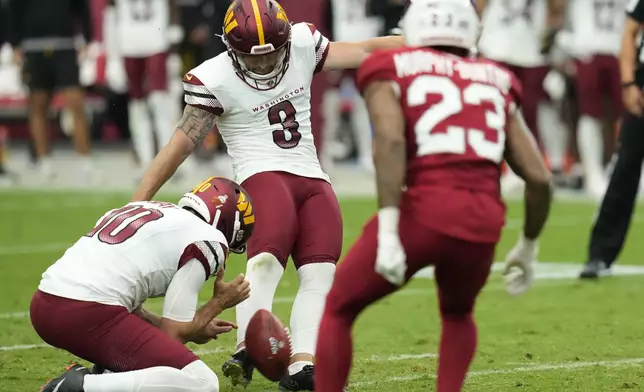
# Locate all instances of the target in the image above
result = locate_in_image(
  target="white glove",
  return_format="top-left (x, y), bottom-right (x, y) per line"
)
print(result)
top-left (503, 235), bottom-right (538, 296)
top-left (375, 207), bottom-right (407, 286)
top-left (105, 57), bottom-right (128, 93)
top-left (543, 70), bottom-right (566, 101)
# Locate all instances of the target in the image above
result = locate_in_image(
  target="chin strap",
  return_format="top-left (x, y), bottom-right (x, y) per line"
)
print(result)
top-left (229, 210), bottom-right (244, 253)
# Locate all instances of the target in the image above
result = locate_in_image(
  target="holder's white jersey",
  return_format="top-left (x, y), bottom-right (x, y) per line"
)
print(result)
top-left (568, 0), bottom-right (628, 57)
top-left (478, 0), bottom-right (547, 67)
top-left (331, 0), bottom-right (382, 41)
top-left (114, 0), bottom-right (171, 56)
top-left (39, 201), bottom-right (228, 312)
top-left (183, 22), bottom-right (331, 184)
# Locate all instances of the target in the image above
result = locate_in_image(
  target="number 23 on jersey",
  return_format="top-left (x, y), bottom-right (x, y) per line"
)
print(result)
top-left (408, 75), bottom-right (507, 164)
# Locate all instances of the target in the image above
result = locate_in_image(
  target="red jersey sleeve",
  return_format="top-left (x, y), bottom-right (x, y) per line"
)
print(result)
top-left (182, 73), bottom-right (224, 116)
top-left (509, 71), bottom-right (523, 112)
top-left (356, 51), bottom-right (398, 94)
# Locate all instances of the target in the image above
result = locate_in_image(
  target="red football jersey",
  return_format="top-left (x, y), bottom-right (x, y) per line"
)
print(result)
top-left (357, 47), bottom-right (523, 243)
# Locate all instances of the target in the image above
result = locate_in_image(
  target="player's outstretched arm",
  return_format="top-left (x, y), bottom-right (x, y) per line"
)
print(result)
top-left (131, 105), bottom-right (217, 201)
top-left (323, 36), bottom-right (404, 71)
top-left (505, 111), bottom-right (553, 240)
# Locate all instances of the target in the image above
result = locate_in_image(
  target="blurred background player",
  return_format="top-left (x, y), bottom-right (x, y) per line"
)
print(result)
top-left (7, 0), bottom-right (94, 181)
top-left (555, 0), bottom-right (629, 200)
top-left (315, 1), bottom-right (553, 390)
top-left (478, 0), bottom-right (568, 191)
top-left (103, 0), bottom-right (185, 180)
top-left (579, 0), bottom-right (644, 278)
top-left (0, 0), bottom-right (14, 185)
top-left (367, 0), bottom-right (407, 37)
top-left (322, 0), bottom-right (383, 173)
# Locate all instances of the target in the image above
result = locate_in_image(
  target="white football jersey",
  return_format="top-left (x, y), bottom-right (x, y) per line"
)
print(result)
top-left (114, 0), bottom-right (171, 56)
top-left (568, 0), bottom-right (628, 57)
top-left (332, 0), bottom-right (382, 41)
top-left (183, 23), bottom-right (330, 184)
top-left (38, 201), bottom-right (228, 312)
top-left (478, 0), bottom-right (547, 67)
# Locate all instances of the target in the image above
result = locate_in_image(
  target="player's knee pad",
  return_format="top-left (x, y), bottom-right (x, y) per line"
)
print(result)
top-left (245, 252), bottom-right (285, 287)
top-left (182, 360), bottom-right (219, 392)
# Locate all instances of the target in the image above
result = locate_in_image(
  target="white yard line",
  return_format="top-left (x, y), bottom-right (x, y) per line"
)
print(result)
top-left (4, 215), bottom-right (640, 256)
top-left (350, 357), bottom-right (644, 387)
top-left (193, 347), bottom-right (227, 355)
top-left (1, 342), bottom-right (642, 389)
top-left (368, 353), bottom-right (437, 362)
top-left (0, 311), bottom-right (30, 319)
top-left (0, 198), bottom-right (119, 212)
top-left (0, 243), bottom-right (71, 256)
top-left (3, 263), bottom-right (644, 320)
top-left (0, 343), bottom-right (50, 351)
top-left (0, 288), bottom-right (433, 321)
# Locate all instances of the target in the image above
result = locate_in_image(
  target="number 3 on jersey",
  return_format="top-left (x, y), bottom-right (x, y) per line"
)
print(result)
top-left (269, 100), bottom-right (301, 149)
top-left (408, 75), bottom-right (507, 163)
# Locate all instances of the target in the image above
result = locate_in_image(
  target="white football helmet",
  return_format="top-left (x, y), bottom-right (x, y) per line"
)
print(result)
top-left (401, 0), bottom-right (480, 50)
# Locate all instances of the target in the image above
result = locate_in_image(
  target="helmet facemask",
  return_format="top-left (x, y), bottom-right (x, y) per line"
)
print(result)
top-left (222, 32), bottom-right (292, 91)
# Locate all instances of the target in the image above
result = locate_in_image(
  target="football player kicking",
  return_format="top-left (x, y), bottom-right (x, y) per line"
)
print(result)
top-left (315, 0), bottom-right (553, 391)
top-left (34, 177), bottom-right (254, 392)
top-left (130, 0), bottom-right (405, 390)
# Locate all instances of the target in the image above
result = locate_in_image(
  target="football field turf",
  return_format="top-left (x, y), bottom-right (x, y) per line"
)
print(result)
top-left (1, 190), bottom-right (644, 391)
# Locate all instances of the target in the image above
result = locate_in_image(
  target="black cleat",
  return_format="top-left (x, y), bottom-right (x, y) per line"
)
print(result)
top-left (579, 260), bottom-right (612, 279)
top-left (41, 363), bottom-right (90, 392)
top-left (222, 348), bottom-right (255, 388)
top-left (90, 364), bottom-right (106, 374)
top-left (279, 365), bottom-right (314, 391)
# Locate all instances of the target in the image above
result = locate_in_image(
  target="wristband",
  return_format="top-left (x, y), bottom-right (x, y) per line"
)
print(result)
top-left (378, 207), bottom-right (400, 235)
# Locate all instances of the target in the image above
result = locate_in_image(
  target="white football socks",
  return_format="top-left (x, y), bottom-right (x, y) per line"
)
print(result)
top-left (289, 262), bottom-right (336, 358)
top-left (83, 360), bottom-right (219, 392)
top-left (321, 88), bottom-right (341, 173)
top-left (236, 253), bottom-right (284, 348)
top-left (149, 91), bottom-right (175, 148)
top-left (129, 99), bottom-right (155, 167)
top-left (538, 102), bottom-right (567, 171)
top-left (577, 115), bottom-right (607, 197)
top-left (351, 93), bottom-right (374, 171)
top-left (288, 361), bottom-right (312, 376)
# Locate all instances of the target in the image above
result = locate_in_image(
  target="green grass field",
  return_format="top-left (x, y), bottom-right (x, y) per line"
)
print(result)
top-left (1, 190), bottom-right (644, 391)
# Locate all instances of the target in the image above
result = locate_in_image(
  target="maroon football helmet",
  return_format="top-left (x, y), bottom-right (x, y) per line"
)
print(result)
top-left (178, 176), bottom-right (255, 254)
top-left (222, 0), bottom-right (292, 90)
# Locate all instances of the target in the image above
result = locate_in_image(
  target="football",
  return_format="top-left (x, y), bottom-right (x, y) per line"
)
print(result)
top-left (244, 309), bottom-right (292, 382)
